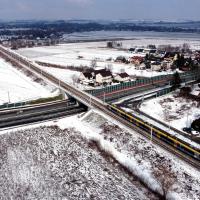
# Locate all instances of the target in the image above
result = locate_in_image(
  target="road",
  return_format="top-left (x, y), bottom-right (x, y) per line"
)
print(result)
top-left (0, 100), bottom-right (86, 128)
top-left (0, 45), bottom-right (199, 169)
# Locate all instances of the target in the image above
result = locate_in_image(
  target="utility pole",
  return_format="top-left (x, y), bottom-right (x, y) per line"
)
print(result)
top-left (150, 126), bottom-right (153, 142)
top-left (7, 91), bottom-right (10, 103)
top-left (169, 121), bottom-right (171, 131)
top-left (142, 95), bottom-right (144, 103)
top-left (186, 111), bottom-right (189, 127)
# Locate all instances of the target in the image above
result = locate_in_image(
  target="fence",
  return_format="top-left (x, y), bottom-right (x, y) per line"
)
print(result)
top-left (0, 102), bottom-right (27, 110)
top-left (86, 70), bottom-right (200, 102)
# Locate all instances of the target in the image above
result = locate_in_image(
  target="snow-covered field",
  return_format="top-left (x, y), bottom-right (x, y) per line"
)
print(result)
top-left (140, 90), bottom-right (200, 134)
top-left (63, 31), bottom-right (200, 50)
top-left (16, 38), bottom-right (193, 81)
top-left (0, 110), bottom-right (199, 199)
top-left (0, 58), bottom-right (56, 105)
top-left (0, 117), bottom-right (156, 199)
top-left (17, 42), bottom-right (134, 71)
top-left (15, 31), bottom-right (200, 85)
top-left (37, 66), bottom-right (86, 89)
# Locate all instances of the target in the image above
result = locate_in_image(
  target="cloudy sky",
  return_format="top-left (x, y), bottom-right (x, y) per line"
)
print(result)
top-left (0, 0), bottom-right (199, 21)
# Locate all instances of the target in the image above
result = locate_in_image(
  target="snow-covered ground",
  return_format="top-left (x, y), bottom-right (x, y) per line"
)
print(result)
top-left (140, 90), bottom-right (200, 134)
top-left (0, 110), bottom-right (199, 199)
top-left (63, 31), bottom-right (200, 50)
top-left (0, 118), bottom-right (157, 199)
top-left (0, 58), bottom-right (56, 105)
top-left (17, 29), bottom-right (200, 84)
top-left (16, 41), bottom-right (176, 80)
top-left (36, 66), bottom-right (90, 90)
top-left (14, 31), bottom-right (200, 85)
top-left (17, 42), bottom-right (134, 71)
top-left (17, 32), bottom-right (200, 82)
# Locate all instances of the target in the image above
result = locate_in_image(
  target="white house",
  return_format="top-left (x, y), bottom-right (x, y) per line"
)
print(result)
top-left (95, 70), bottom-right (113, 84)
top-left (114, 73), bottom-right (130, 82)
top-left (151, 61), bottom-right (162, 71)
top-left (79, 72), bottom-right (95, 85)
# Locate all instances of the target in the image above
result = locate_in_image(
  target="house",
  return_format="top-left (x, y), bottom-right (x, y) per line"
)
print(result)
top-left (151, 61), bottom-right (162, 71)
top-left (147, 44), bottom-right (156, 49)
top-left (129, 48), bottom-right (135, 53)
top-left (161, 61), bottom-right (172, 70)
top-left (135, 48), bottom-right (144, 53)
top-left (164, 52), bottom-right (179, 60)
top-left (95, 69), bottom-right (113, 85)
top-left (79, 72), bottom-right (95, 85)
top-left (143, 49), bottom-right (157, 54)
top-left (115, 56), bottom-right (127, 63)
top-left (79, 69), bottom-right (113, 86)
top-left (130, 56), bottom-right (144, 65)
top-left (114, 73), bottom-right (130, 82)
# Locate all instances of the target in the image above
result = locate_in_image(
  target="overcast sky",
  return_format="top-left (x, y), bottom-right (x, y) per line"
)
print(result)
top-left (0, 0), bottom-right (199, 21)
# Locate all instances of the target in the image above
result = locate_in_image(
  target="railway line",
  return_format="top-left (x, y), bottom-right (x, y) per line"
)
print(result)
top-left (116, 86), bottom-right (199, 144)
top-left (0, 45), bottom-right (199, 169)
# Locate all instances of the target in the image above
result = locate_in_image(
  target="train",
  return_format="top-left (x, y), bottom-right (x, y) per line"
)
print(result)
top-left (107, 104), bottom-right (200, 161)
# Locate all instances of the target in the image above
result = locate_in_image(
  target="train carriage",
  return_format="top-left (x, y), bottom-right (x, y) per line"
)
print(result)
top-left (107, 104), bottom-right (200, 161)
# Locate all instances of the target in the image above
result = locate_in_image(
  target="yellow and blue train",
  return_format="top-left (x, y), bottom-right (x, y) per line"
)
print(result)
top-left (108, 104), bottom-right (200, 161)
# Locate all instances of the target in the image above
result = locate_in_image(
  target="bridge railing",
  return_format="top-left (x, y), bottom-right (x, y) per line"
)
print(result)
top-left (0, 102), bottom-right (27, 110)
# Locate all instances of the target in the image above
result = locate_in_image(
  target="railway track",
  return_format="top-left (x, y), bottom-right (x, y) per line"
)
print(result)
top-left (0, 45), bottom-right (199, 170)
top-left (103, 108), bottom-right (200, 169)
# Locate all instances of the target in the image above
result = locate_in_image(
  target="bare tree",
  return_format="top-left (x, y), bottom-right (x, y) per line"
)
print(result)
top-left (153, 164), bottom-right (178, 200)
top-left (105, 64), bottom-right (113, 71)
top-left (90, 59), bottom-right (97, 69)
top-left (72, 74), bottom-right (79, 85)
top-left (182, 43), bottom-right (191, 53)
top-left (158, 45), bottom-right (180, 53)
top-left (163, 109), bottom-right (170, 122)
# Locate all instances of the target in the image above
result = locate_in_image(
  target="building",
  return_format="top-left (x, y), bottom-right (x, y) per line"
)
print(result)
top-left (161, 61), bottom-right (172, 70)
top-left (79, 72), bottom-right (95, 85)
top-left (130, 56), bottom-right (144, 65)
top-left (95, 69), bottom-right (113, 85)
top-left (115, 56), bottom-right (127, 63)
top-left (151, 61), bottom-right (162, 71)
top-left (79, 69), bottom-right (113, 85)
top-left (114, 73), bottom-right (130, 82)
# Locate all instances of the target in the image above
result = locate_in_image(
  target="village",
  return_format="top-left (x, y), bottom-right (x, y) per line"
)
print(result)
top-left (77, 41), bottom-right (200, 88)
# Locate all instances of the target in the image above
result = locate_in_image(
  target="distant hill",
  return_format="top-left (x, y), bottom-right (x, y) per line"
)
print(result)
top-left (0, 20), bottom-right (200, 39)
